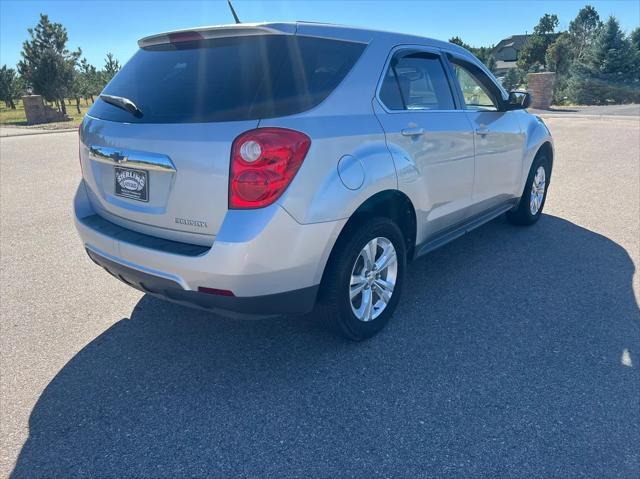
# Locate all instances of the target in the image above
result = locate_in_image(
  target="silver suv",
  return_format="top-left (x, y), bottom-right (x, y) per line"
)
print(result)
top-left (74, 22), bottom-right (553, 340)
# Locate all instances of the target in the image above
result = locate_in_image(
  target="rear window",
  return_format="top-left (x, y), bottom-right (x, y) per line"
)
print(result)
top-left (89, 35), bottom-right (366, 123)
top-left (380, 52), bottom-right (455, 111)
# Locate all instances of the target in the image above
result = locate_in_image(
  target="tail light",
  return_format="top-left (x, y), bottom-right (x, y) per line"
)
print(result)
top-left (168, 31), bottom-right (204, 44)
top-left (229, 128), bottom-right (311, 209)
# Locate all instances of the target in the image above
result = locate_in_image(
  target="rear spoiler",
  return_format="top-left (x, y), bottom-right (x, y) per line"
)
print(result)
top-left (138, 23), bottom-right (297, 48)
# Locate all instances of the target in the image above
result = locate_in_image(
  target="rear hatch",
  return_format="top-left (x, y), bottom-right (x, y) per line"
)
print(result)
top-left (80, 30), bottom-right (366, 245)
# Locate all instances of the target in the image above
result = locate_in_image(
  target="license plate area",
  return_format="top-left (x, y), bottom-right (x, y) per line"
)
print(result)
top-left (114, 167), bottom-right (149, 202)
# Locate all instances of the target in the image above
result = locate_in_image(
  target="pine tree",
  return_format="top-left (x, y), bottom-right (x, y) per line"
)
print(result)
top-left (568, 17), bottom-right (639, 104)
top-left (102, 53), bottom-right (121, 84)
top-left (448, 37), bottom-right (496, 72)
top-left (631, 28), bottom-right (640, 51)
top-left (17, 14), bottom-right (80, 115)
top-left (501, 68), bottom-right (524, 91)
top-left (77, 58), bottom-right (101, 102)
top-left (0, 66), bottom-right (21, 109)
top-left (448, 37), bottom-right (468, 49)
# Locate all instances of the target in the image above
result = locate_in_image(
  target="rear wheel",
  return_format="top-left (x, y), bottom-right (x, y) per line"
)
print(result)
top-left (318, 217), bottom-right (406, 340)
top-left (507, 154), bottom-right (551, 225)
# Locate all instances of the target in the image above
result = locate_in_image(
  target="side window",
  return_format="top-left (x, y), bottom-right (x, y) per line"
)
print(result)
top-left (379, 51), bottom-right (455, 111)
top-left (450, 60), bottom-right (499, 111)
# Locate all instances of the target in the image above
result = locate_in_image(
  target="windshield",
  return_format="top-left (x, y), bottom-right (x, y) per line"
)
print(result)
top-left (89, 34), bottom-right (366, 123)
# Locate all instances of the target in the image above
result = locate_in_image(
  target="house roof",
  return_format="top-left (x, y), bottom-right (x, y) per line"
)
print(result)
top-left (492, 33), bottom-right (561, 54)
top-left (493, 34), bottom-right (532, 54)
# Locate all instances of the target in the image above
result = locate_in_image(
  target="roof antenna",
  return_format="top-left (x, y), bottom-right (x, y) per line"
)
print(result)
top-left (227, 0), bottom-right (241, 24)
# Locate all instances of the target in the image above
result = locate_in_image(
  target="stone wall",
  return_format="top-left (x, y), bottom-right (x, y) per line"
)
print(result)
top-left (22, 95), bottom-right (69, 125)
top-left (526, 72), bottom-right (556, 110)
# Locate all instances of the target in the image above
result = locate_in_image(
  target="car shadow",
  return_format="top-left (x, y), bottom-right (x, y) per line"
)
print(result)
top-left (11, 215), bottom-right (639, 477)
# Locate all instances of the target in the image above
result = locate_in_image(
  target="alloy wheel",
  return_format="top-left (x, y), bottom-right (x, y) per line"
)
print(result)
top-left (530, 165), bottom-right (546, 215)
top-left (349, 237), bottom-right (398, 322)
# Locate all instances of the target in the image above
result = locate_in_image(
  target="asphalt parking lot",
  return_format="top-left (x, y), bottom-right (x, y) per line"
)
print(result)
top-left (1, 115), bottom-right (639, 478)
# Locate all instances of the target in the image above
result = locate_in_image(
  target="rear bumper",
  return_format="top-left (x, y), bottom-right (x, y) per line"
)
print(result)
top-left (73, 180), bottom-right (345, 315)
top-left (86, 248), bottom-right (319, 316)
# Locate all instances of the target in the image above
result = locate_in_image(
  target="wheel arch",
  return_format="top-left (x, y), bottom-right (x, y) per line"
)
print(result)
top-left (348, 190), bottom-right (416, 257)
top-left (520, 113), bottom-right (554, 190)
top-left (537, 140), bottom-right (554, 176)
top-left (320, 189), bottom-right (417, 286)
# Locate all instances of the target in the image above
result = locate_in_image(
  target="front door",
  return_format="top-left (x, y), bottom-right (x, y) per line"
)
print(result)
top-left (447, 55), bottom-right (525, 214)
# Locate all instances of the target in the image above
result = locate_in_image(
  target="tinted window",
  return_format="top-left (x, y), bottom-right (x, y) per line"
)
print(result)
top-left (380, 52), bottom-right (455, 111)
top-left (449, 59), bottom-right (499, 111)
top-left (89, 35), bottom-right (365, 123)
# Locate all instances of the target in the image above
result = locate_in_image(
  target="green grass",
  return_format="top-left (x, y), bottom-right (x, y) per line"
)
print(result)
top-left (0, 98), bottom-right (94, 127)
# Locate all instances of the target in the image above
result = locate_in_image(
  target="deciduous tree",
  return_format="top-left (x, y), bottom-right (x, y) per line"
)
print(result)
top-left (568, 5), bottom-right (603, 60)
top-left (517, 14), bottom-right (559, 72)
top-left (545, 33), bottom-right (574, 103)
top-left (535, 14), bottom-right (560, 36)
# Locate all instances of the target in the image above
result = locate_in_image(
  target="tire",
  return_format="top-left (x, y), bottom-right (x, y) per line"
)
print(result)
top-left (317, 216), bottom-right (406, 341)
top-left (507, 153), bottom-right (551, 226)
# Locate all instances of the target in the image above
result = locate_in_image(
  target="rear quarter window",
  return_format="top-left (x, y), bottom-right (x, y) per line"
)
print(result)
top-left (89, 35), bottom-right (366, 123)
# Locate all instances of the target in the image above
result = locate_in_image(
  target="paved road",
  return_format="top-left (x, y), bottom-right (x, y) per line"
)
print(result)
top-left (1, 116), bottom-right (639, 478)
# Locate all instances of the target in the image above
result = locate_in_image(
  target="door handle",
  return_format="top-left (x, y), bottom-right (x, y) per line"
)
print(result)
top-left (475, 127), bottom-right (490, 136)
top-left (401, 127), bottom-right (424, 137)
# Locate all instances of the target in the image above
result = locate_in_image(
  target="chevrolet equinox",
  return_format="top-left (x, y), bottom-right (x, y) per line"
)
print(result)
top-left (74, 22), bottom-right (554, 340)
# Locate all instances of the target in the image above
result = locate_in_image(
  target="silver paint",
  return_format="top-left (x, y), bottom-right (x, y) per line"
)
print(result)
top-left (74, 22), bottom-right (553, 306)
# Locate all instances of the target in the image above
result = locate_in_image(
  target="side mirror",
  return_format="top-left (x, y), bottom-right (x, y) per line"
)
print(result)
top-left (505, 91), bottom-right (532, 110)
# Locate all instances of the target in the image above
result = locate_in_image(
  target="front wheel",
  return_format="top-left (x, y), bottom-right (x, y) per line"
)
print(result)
top-left (507, 154), bottom-right (551, 225)
top-left (318, 217), bottom-right (406, 341)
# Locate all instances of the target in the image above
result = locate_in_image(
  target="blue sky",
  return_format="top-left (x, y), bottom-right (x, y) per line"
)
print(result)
top-left (1, 0), bottom-right (639, 69)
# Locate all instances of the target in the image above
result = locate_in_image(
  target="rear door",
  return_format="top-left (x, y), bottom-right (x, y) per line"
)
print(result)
top-left (373, 47), bottom-right (475, 241)
top-left (446, 54), bottom-right (525, 214)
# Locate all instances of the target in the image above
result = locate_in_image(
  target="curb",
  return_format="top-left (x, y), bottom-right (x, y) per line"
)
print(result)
top-left (0, 128), bottom-right (78, 138)
top-left (536, 114), bottom-right (640, 120)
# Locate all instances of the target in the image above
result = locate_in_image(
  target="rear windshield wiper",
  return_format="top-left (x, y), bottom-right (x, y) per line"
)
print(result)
top-left (100, 94), bottom-right (143, 118)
